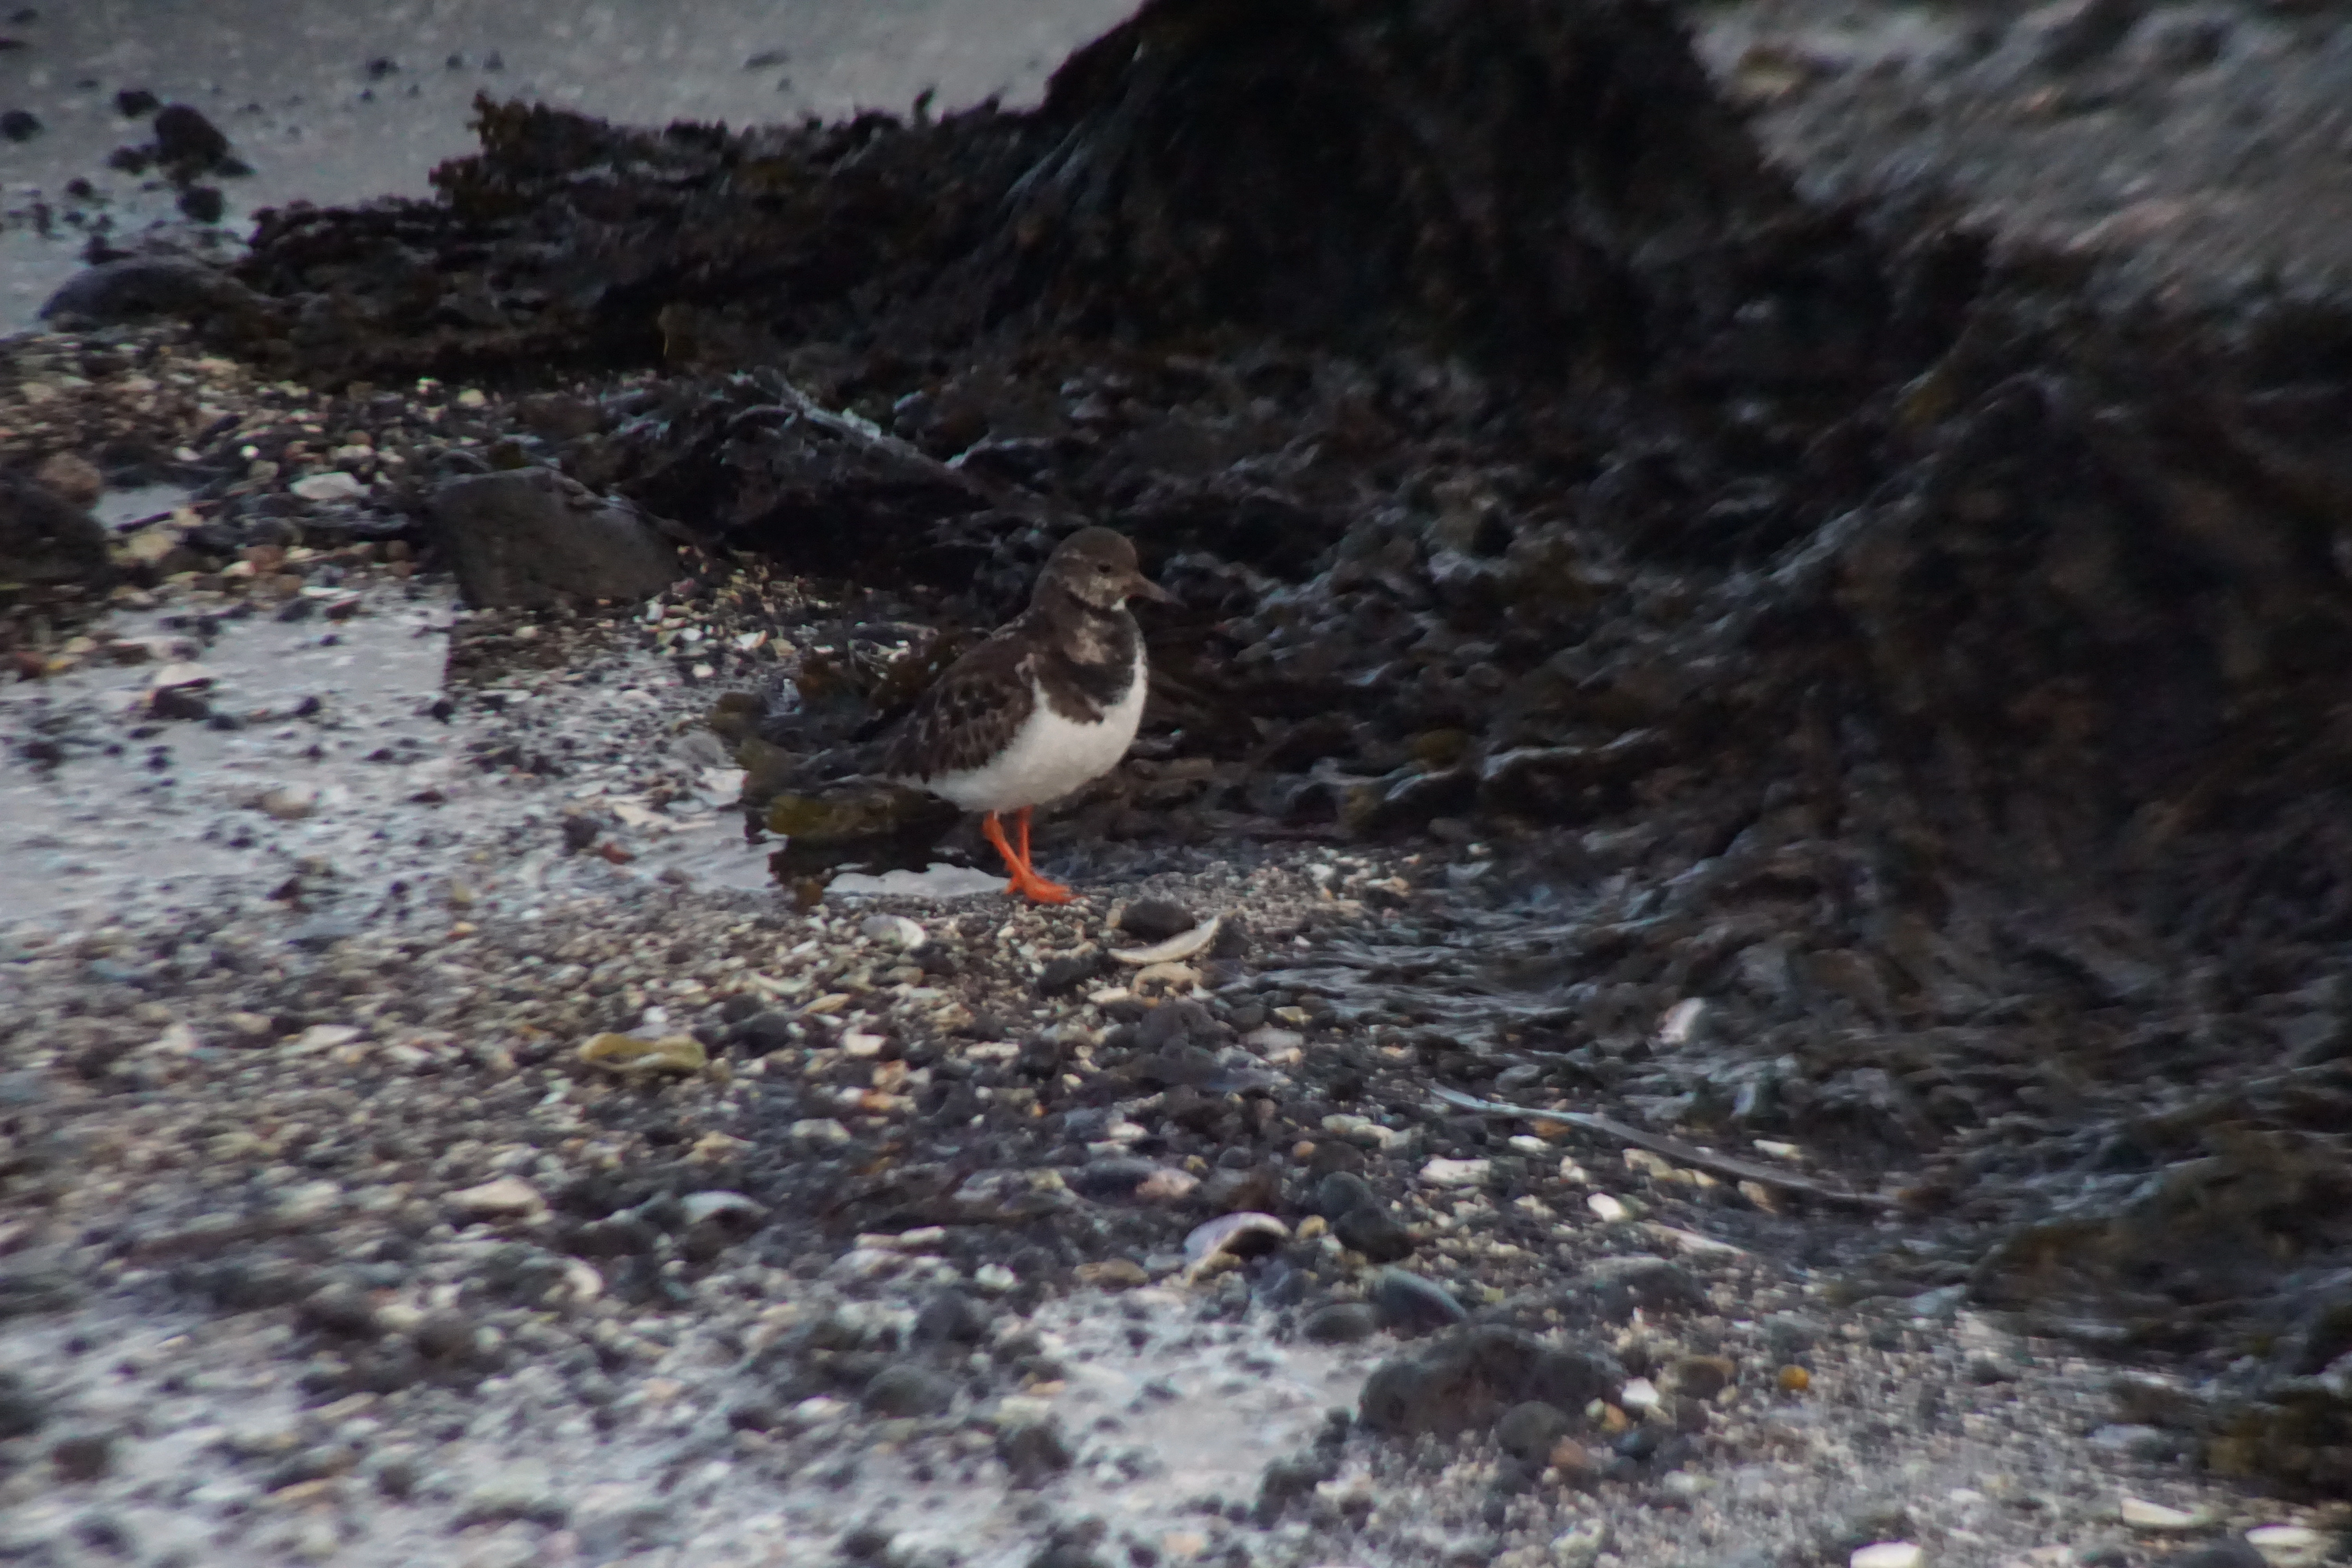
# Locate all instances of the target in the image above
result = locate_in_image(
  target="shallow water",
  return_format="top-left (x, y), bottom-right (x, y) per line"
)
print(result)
top-left (0, 581), bottom-right (1085, 944)
top-left (0, 0), bottom-right (1135, 329)
top-left (0, 586), bottom-right (459, 933)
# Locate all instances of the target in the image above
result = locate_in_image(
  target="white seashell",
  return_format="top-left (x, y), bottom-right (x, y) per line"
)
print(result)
top-left (1110, 915), bottom-right (1221, 965)
top-left (1182, 1210), bottom-right (1289, 1268)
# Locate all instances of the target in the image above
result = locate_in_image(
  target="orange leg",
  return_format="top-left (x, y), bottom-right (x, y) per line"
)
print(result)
top-left (980, 809), bottom-right (1073, 904)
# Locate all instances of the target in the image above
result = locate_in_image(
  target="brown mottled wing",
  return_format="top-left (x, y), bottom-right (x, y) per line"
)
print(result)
top-left (871, 635), bottom-right (1037, 784)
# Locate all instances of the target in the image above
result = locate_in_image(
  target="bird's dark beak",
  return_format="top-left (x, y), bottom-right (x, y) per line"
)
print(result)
top-left (1128, 572), bottom-right (1178, 606)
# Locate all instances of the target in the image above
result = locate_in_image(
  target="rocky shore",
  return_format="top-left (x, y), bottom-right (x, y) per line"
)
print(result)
top-left (11, 0), bottom-right (2352, 1562)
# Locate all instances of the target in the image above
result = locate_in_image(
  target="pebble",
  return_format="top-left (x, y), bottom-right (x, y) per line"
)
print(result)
top-left (1115, 897), bottom-right (1198, 942)
top-left (259, 783), bottom-right (321, 820)
top-left (1036, 950), bottom-right (1103, 995)
top-left (1495, 1400), bottom-right (1570, 1461)
top-left (0, 1382), bottom-right (49, 1439)
top-left (576, 1031), bottom-right (706, 1075)
top-left (1371, 1268), bottom-right (1467, 1334)
top-left (1851, 1547), bottom-right (1923, 1568)
top-left (1301, 1303), bottom-right (1381, 1345)
top-left (679, 1191), bottom-right (765, 1227)
top-left (862, 1364), bottom-right (956, 1417)
top-left (2087, 1423), bottom-right (2184, 1460)
top-left (33, 452), bottom-right (103, 505)
top-left (448, 1178), bottom-right (544, 1220)
top-left (1333, 1201), bottom-right (1415, 1263)
top-left (1420, 1157), bottom-right (1491, 1187)
top-left (995, 1410), bottom-right (1073, 1486)
top-left (2245, 1527), bottom-right (2328, 1568)
top-left (1667, 1355), bottom-right (1736, 1399)
top-left (2121, 1498), bottom-right (2204, 1531)
top-left (457, 1461), bottom-right (569, 1527)
top-left (860, 914), bottom-right (926, 949)
top-left (1551, 1520), bottom-right (1610, 1567)
top-left (49, 1432), bottom-right (114, 1481)
top-left (2157, 1541), bottom-right (2268, 1568)
top-left (289, 471), bottom-right (368, 503)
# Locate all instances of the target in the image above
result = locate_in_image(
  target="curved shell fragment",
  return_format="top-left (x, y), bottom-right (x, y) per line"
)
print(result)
top-left (1110, 915), bottom-right (1220, 965)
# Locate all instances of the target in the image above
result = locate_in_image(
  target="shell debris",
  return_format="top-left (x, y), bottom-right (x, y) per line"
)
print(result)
top-left (1109, 914), bottom-right (1221, 965)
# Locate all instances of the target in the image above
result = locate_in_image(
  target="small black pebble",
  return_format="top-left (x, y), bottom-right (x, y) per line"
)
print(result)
top-left (1115, 897), bottom-right (1197, 943)
top-left (0, 107), bottom-right (43, 141)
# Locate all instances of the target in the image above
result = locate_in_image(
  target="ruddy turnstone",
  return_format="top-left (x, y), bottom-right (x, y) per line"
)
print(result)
top-left (872, 527), bottom-right (1174, 903)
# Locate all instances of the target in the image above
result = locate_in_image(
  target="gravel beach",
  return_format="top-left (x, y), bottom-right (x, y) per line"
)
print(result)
top-left (0, 330), bottom-right (2338, 1566)
top-left (13, 0), bottom-right (2352, 1563)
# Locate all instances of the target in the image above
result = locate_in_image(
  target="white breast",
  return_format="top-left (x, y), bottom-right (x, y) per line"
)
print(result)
top-left (926, 658), bottom-right (1148, 814)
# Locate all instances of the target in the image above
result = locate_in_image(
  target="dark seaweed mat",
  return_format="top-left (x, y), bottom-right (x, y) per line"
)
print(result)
top-left (138, 0), bottom-right (2352, 1492)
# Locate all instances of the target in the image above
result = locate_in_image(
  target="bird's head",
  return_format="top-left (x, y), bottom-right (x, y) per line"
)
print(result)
top-left (1036, 526), bottom-right (1176, 613)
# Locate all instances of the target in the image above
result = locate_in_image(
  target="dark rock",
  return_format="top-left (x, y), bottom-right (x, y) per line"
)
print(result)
top-left (1372, 1268), bottom-right (1468, 1334)
top-left (912, 1288), bottom-right (989, 1346)
top-left (0, 1267), bottom-right (80, 1319)
top-left (1035, 949), bottom-right (1104, 996)
top-left (0, 470), bottom-right (113, 594)
top-left (1332, 1201), bottom-right (1414, 1263)
top-left (177, 185), bottom-right (225, 224)
top-left (74, 1511), bottom-right (136, 1556)
top-left (410, 1308), bottom-right (478, 1362)
top-left (1359, 1326), bottom-right (1619, 1437)
top-left (296, 1283), bottom-right (384, 1339)
top-left (50, 1431), bottom-right (111, 1481)
top-left (1027, 1543), bottom-right (1109, 1568)
top-left (840, 1522), bottom-right (896, 1561)
top-left (185, 1258), bottom-right (314, 1310)
top-left (2033, 0), bottom-right (2147, 71)
top-left (862, 1362), bottom-right (956, 1417)
top-left (1494, 1400), bottom-right (1571, 1462)
top-left (38, 254), bottom-right (267, 328)
top-left (1200, 1165), bottom-right (1279, 1214)
top-left (1116, 897), bottom-right (1198, 942)
top-left (1256, 1450), bottom-right (1337, 1518)
top-left (1207, 913), bottom-right (1253, 960)
top-left (997, 1412), bottom-right (1074, 1486)
top-left (1068, 1156), bottom-right (1161, 1200)
top-left (0, 108), bottom-right (39, 142)
top-left (1301, 1302), bottom-right (1381, 1345)
top-left (148, 686), bottom-right (211, 722)
top-left (0, 1370), bottom-right (46, 1440)
top-left (151, 103), bottom-right (230, 172)
top-left (563, 1213), bottom-right (660, 1258)
top-left (1577, 1256), bottom-right (1702, 1322)
top-left (2157, 1542), bottom-right (2270, 1568)
top-left (731, 1008), bottom-right (797, 1056)
top-left (114, 89), bottom-right (159, 118)
top-left (1314, 1171), bottom-right (1381, 1219)
top-left (427, 468), bottom-right (679, 609)
top-left (1667, 1355), bottom-right (1735, 1400)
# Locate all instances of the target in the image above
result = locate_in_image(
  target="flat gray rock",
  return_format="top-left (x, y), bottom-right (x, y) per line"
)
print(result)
top-left (428, 467), bottom-right (679, 609)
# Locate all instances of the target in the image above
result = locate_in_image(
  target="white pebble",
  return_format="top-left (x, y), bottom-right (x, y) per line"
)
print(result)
top-left (1657, 997), bottom-right (1706, 1044)
top-left (1587, 1192), bottom-right (1628, 1222)
top-left (289, 470), bottom-right (368, 503)
top-left (448, 1177), bottom-right (544, 1220)
top-left (1850, 1544), bottom-right (1923, 1568)
top-left (2247, 1526), bottom-right (2328, 1567)
top-left (2120, 1498), bottom-right (2201, 1531)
